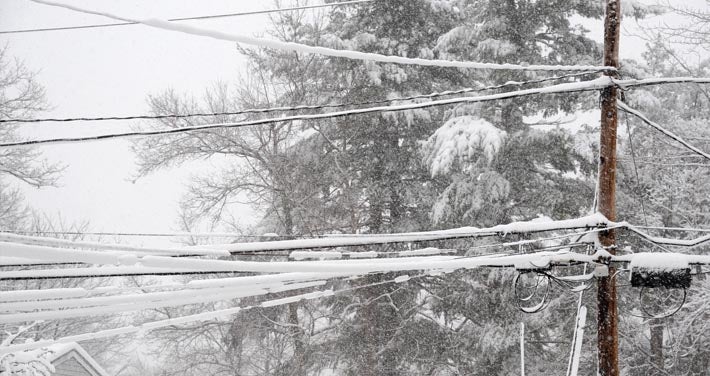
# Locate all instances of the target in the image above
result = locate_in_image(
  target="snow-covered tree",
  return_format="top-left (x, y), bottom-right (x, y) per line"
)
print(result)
top-left (0, 46), bottom-right (61, 231)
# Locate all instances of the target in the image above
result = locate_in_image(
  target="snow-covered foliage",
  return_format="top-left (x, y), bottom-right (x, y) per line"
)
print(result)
top-left (7, 1), bottom-right (710, 376)
top-left (422, 116), bottom-right (506, 176)
top-left (0, 326), bottom-right (54, 376)
top-left (0, 348), bottom-right (54, 376)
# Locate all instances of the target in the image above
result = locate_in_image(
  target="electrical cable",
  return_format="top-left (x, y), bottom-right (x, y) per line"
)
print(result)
top-left (638, 286), bottom-right (687, 319)
top-left (27, 0), bottom-right (615, 72)
top-left (0, 241), bottom-right (607, 281)
top-left (1, 216), bottom-right (609, 257)
top-left (0, 0), bottom-right (375, 35)
top-left (0, 271), bottom-right (430, 354)
top-left (617, 100), bottom-right (710, 162)
top-left (0, 226), bottom-right (605, 271)
top-left (623, 225), bottom-right (710, 248)
top-left (0, 71), bottom-right (597, 124)
top-left (3, 76), bottom-right (705, 148)
top-left (617, 286), bottom-right (688, 320)
top-left (514, 272), bottom-right (551, 313)
top-left (632, 225), bottom-right (710, 233)
top-left (0, 243), bottom-right (589, 279)
top-left (0, 77), bottom-right (615, 148)
top-left (621, 106), bottom-right (649, 227)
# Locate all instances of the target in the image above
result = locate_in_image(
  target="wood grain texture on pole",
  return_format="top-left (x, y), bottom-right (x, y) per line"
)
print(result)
top-left (597, 0), bottom-right (621, 375)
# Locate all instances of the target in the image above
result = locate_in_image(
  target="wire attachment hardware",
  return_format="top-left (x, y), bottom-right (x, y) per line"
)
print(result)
top-left (513, 271), bottom-right (551, 313)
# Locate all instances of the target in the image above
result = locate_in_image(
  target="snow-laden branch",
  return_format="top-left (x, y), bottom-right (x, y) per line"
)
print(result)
top-left (28, 0), bottom-right (613, 72)
top-left (0, 323), bottom-right (54, 376)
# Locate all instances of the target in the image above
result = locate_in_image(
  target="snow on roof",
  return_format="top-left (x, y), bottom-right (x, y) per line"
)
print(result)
top-left (46, 342), bottom-right (110, 376)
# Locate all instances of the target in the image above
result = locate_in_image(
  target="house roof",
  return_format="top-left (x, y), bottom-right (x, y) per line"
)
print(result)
top-left (46, 342), bottom-right (110, 376)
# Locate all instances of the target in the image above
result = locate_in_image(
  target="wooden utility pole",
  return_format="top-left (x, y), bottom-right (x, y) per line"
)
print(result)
top-left (597, 0), bottom-right (621, 375)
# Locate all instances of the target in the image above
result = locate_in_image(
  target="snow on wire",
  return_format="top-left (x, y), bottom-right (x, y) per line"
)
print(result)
top-left (3, 76), bottom-right (710, 149)
top-left (617, 100), bottom-right (710, 162)
top-left (0, 71), bottom-right (597, 124)
top-left (0, 78), bottom-right (615, 148)
top-left (29, 0), bottom-right (614, 72)
top-left (0, 0), bottom-right (376, 35)
top-left (0, 272), bottom-right (427, 355)
top-left (2, 251), bottom-right (710, 325)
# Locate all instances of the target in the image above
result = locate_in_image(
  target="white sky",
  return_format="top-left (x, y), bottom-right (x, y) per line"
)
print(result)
top-left (0, 0), bottom-right (706, 245)
top-left (0, 0), bottom-right (270, 244)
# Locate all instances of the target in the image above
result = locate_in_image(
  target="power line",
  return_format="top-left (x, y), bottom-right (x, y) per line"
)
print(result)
top-left (1, 214), bottom-right (610, 259)
top-left (0, 0), bottom-right (375, 35)
top-left (0, 71), bottom-right (598, 124)
top-left (0, 272), bottom-right (429, 354)
top-left (0, 230), bottom-right (277, 238)
top-left (0, 77), bottom-right (615, 148)
top-left (632, 225), bottom-right (710, 233)
top-left (28, 0), bottom-right (614, 72)
top-left (617, 100), bottom-right (710, 162)
top-left (620, 102), bottom-right (649, 227)
top-left (0, 216), bottom-right (604, 239)
top-left (3, 76), bottom-right (706, 148)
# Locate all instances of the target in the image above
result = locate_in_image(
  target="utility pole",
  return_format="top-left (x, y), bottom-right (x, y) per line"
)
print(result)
top-left (597, 0), bottom-right (621, 375)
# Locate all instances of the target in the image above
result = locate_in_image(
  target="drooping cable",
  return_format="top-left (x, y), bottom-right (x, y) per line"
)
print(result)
top-left (621, 107), bottom-right (649, 226)
top-left (0, 271), bottom-right (430, 354)
top-left (0, 71), bottom-right (597, 124)
top-left (4, 77), bottom-right (706, 148)
top-left (0, 77), bottom-right (616, 148)
top-left (1, 0), bottom-right (375, 35)
top-left (617, 100), bottom-right (710, 162)
top-left (27, 0), bottom-right (615, 72)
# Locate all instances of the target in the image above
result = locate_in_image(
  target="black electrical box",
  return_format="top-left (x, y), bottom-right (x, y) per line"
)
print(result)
top-left (630, 268), bottom-right (692, 289)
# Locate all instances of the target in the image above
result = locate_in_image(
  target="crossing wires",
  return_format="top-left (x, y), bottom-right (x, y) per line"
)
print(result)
top-left (0, 0), bottom-right (376, 35)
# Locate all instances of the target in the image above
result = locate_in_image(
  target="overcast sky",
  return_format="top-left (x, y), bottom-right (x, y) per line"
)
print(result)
top-left (0, 0), bottom-right (705, 245)
top-left (0, 0), bottom-right (271, 245)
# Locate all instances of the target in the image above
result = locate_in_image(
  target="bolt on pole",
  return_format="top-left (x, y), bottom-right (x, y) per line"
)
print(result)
top-left (597, 0), bottom-right (621, 375)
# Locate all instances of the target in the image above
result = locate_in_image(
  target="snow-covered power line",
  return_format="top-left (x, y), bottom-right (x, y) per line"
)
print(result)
top-left (0, 243), bottom-right (592, 279)
top-left (0, 233), bottom-right (230, 257)
top-left (0, 77), bottom-right (617, 148)
top-left (0, 272), bottom-right (424, 355)
top-left (28, 0), bottom-right (614, 72)
top-left (0, 280), bottom-right (329, 324)
top-left (0, 272), bottom-right (345, 302)
top-left (631, 225), bottom-right (710, 233)
top-left (0, 279), bottom-right (327, 315)
top-left (1, 1), bottom-right (375, 35)
top-left (0, 213), bottom-right (612, 262)
top-left (3, 250), bottom-right (710, 325)
top-left (617, 100), bottom-right (710, 162)
top-left (623, 225), bottom-right (710, 248)
top-left (3, 76), bottom-right (709, 149)
top-left (0, 267), bottom-right (240, 281)
top-left (0, 71), bottom-right (597, 124)
top-left (0, 230), bottom-right (255, 237)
